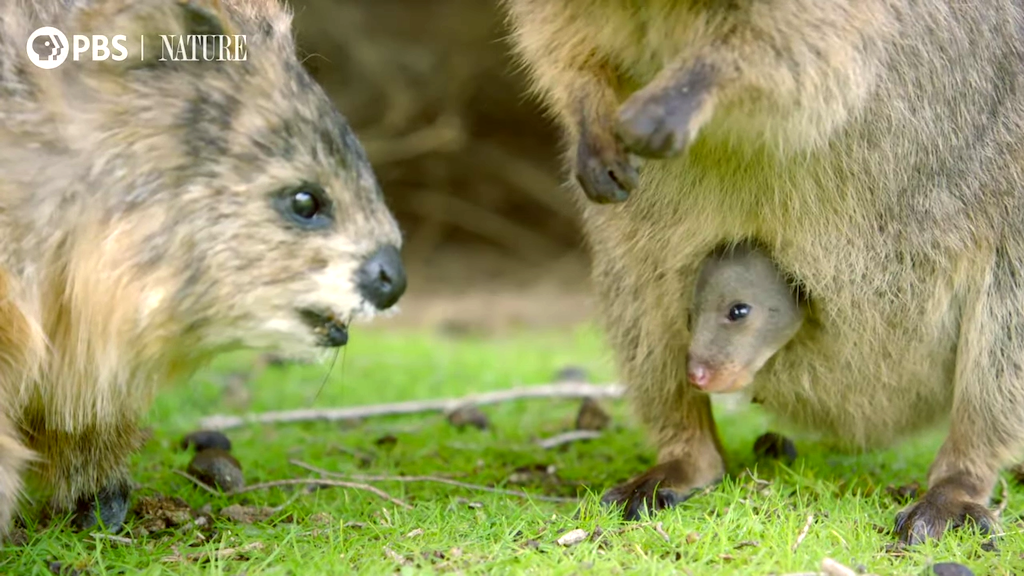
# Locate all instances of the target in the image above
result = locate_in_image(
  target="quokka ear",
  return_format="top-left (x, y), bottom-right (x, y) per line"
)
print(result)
top-left (71, 0), bottom-right (236, 69)
top-left (178, 0), bottom-right (233, 36)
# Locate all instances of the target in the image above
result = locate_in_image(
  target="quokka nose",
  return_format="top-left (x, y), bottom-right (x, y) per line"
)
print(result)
top-left (687, 361), bottom-right (710, 389)
top-left (355, 245), bottom-right (407, 310)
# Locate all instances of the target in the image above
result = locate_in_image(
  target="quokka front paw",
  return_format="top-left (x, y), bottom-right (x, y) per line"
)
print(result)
top-left (573, 121), bottom-right (640, 204)
top-left (616, 63), bottom-right (717, 159)
top-left (893, 479), bottom-right (997, 545)
top-left (600, 459), bottom-right (720, 521)
top-left (70, 479), bottom-right (133, 534)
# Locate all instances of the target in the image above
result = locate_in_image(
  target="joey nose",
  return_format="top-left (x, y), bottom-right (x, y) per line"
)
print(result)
top-left (355, 245), bottom-right (407, 310)
top-left (687, 362), bottom-right (709, 388)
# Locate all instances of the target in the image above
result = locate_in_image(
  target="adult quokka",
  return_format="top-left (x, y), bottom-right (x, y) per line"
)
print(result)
top-left (501, 0), bottom-right (1024, 544)
top-left (0, 0), bottom-right (406, 537)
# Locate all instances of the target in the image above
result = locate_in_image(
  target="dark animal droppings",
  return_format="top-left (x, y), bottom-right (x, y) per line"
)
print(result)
top-left (180, 429), bottom-right (233, 453)
top-left (575, 397), bottom-right (611, 431)
top-left (47, 562), bottom-right (83, 576)
top-left (752, 432), bottom-right (797, 465)
top-left (187, 448), bottom-right (245, 492)
top-left (554, 365), bottom-right (590, 382)
top-left (375, 434), bottom-right (398, 448)
top-left (885, 482), bottom-right (921, 505)
top-left (932, 562), bottom-right (974, 576)
top-left (447, 405), bottom-right (490, 431)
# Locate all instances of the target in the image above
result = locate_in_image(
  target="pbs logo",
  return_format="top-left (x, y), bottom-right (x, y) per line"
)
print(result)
top-left (26, 27), bottom-right (69, 70)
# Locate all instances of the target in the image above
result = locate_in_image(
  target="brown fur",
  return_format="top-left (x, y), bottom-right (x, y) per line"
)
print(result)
top-left (0, 0), bottom-right (403, 537)
top-left (500, 0), bottom-right (1024, 542)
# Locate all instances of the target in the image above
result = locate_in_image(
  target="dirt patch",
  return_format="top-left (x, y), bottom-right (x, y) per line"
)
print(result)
top-left (218, 504), bottom-right (279, 525)
top-left (131, 495), bottom-right (195, 534)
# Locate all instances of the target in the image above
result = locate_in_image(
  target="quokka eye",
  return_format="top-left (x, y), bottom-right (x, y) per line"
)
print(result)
top-left (291, 190), bottom-right (320, 219)
top-left (728, 303), bottom-right (751, 322)
top-left (274, 183), bottom-right (333, 229)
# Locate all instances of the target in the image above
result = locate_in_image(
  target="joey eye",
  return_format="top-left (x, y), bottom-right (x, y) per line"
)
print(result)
top-left (291, 190), bottom-right (320, 219)
top-left (727, 303), bottom-right (751, 322)
top-left (274, 183), bottom-right (333, 229)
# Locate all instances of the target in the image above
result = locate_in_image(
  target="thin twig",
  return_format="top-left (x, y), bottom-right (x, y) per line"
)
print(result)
top-left (89, 533), bottom-right (135, 545)
top-left (995, 476), bottom-right (1010, 519)
top-left (290, 460), bottom-right (578, 504)
top-left (653, 522), bottom-right (671, 543)
top-left (174, 469), bottom-right (412, 509)
top-left (383, 545), bottom-right (410, 565)
top-left (792, 514), bottom-right (815, 552)
top-left (198, 382), bottom-right (624, 430)
top-left (234, 479), bottom-right (412, 510)
top-left (162, 541), bottom-right (265, 563)
top-left (820, 558), bottom-right (862, 576)
top-left (269, 488), bottom-right (310, 514)
top-left (537, 430), bottom-right (602, 449)
top-left (777, 557), bottom-right (878, 576)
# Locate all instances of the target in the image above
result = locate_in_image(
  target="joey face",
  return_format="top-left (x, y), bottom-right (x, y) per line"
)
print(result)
top-left (686, 249), bottom-right (804, 393)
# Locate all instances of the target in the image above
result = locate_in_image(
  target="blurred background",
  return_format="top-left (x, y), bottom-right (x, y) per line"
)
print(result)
top-left (288, 0), bottom-right (595, 337)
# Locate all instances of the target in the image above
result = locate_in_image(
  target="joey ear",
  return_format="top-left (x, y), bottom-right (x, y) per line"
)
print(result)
top-left (73, 0), bottom-right (232, 69)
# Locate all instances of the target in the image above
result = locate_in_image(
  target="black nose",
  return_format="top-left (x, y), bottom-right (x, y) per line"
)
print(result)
top-left (355, 245), bottom-right (407, 310)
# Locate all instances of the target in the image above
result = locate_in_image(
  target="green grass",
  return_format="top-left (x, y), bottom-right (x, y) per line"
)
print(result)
top-left (4, 323), bottom-right (1023, 575)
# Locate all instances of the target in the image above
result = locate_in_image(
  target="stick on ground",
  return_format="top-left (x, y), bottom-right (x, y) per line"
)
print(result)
top-left (792, 514), bottom-right (815, 552)
top-left (653, 522), bottom-right (671, 543)
top-left (173, 470), bottom-right (413, 509)
top-left (995, 476), bottom-right (1010, 519)
top-left (820, 558), bottom-right (865, 576)
top-left (290, 460), bottom-right (578, 504)
top-left (536, 430), bottom-right (603, 450)
top-left (89, 533), bottom-right (135, 545)
top-left (198, 382), bottom-right (624, 430)
top-left (162, 541), bottom-right (266, 563)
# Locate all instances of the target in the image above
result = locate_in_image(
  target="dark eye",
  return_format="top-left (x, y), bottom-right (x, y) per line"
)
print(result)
top-left (728, 303), bottom-right (751, 322)
top-left (274, 183), bottom-right (333, 229)
top-left (291, 190), bottom-right (320, 219)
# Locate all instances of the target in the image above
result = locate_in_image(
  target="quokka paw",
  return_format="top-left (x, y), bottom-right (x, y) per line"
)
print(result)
top-left (600, 459), bottom-right (719, 521)
top-left (573, 123), bottom-right (640, 204)
top-left (893, 486), bottom-right (996, 545)
top-left (616, 63), bottom-right (717, 159)
top-left (70, 480), bottom-right (133, 534)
